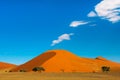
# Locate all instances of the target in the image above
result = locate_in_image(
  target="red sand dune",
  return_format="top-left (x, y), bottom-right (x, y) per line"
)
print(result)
top-left (0, 62), bottom-right (16, 70)
top-left (12, 50), bottom-right (120, 72)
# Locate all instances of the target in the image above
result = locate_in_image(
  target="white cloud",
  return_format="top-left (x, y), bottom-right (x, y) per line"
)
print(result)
top-left (51, 33), bottom-right (74, 46)
top-left (70, 21), bottom-right (89, 27)
top-left (88, 0), bottom-right (120, 23)
top-left (87, 11), bottom-right (97, 17)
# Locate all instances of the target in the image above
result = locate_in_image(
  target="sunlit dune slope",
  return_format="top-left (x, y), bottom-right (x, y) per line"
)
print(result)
top-left (11, 50), bottom-right (120, 72)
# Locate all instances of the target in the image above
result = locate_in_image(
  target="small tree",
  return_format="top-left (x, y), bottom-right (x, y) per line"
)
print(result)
top-left (32, 67), bottom-right (39, 72)
top-left (101, 66), bottom-right (110, 72)
top-left (19, 69), bottom-right (26, 72)
top-left (106, 67), bottom-right (110, 72)
top-left (39, 67), bottom-right (45, 72)
top-left (32, 67), bottom-right (45, 72)
top-left (9, 70), bottom-right (12, 72)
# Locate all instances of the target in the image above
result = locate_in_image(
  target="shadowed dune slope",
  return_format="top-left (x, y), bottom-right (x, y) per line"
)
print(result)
top-left (11, 50), bottom-right (120, 72)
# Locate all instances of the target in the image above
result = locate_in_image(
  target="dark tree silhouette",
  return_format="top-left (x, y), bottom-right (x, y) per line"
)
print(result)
top-left (19, 69), bottom-right (26, 72)
top-left (9, 70), bottom-right (12, 72)
top-left (32, 67), bottom-right (45, 72)
top-left (101, 66), bottom-right (110, 72)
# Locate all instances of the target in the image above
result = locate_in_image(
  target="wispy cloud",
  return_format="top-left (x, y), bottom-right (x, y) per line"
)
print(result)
top-left (51, 33), bottom-right (74, 46)
top-left (88, 0), bottom-right (120, 23)
top-left (70, 21), bottom-right (89, 27)
top-left (87, 11), bottom-right (97, 17)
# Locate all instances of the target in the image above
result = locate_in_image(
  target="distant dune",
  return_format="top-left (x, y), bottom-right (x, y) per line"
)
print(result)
top-left (0, 62), bottom-right (16, 72)
top-left (10, 50), bottom-right (120, 72)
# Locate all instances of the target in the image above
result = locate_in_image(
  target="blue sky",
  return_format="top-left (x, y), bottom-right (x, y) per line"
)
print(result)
top-left (0, 0), bottom-right (120, 65)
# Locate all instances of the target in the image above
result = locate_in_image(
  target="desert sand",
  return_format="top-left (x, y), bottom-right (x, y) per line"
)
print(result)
top-left (0, 72), bottom-right (120, 80)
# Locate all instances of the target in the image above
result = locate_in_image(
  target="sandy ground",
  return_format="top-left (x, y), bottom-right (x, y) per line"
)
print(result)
top-left (0, 72), bottom-right (120, 80)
